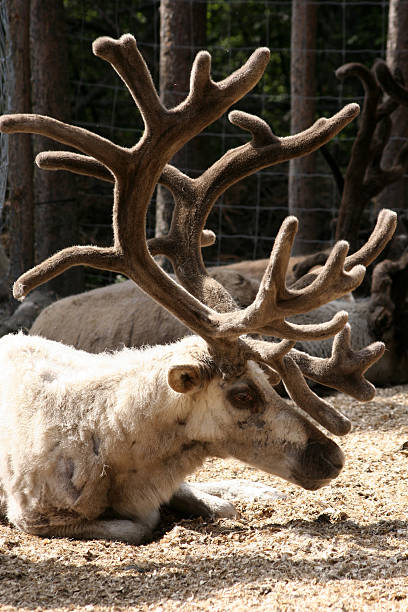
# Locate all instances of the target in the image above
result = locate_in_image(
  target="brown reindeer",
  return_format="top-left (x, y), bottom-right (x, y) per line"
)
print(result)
top-left (0, 35), bottom-right (396, 543)
top-left (29, 250), bottom-right (408, 387)
top-left (29, 269), bottom-right (259, 353)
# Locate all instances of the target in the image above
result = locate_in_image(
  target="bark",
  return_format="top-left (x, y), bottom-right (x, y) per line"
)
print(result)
top-left (376, 0), bottom-right (408, 220)
top-left (288, 0), bottom-right (318, 255)
top-left (156, 0), bottom-right (207, 247)
top-left (6, 0), bottom-right (34, 297)
top-left (30, 0), bottom-right (82, 296)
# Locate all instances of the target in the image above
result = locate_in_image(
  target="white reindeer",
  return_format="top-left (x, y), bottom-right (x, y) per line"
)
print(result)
top-left (0, 34), bottom-right (396, 543)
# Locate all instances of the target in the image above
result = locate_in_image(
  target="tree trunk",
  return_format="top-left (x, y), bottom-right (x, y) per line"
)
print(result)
top-left (288, 0), bottom-right (318, 255)
top-left (156, 0), bottom-right (207, 248)
top-left (30, 0), bottom-right (82, 296)
top-left (375, 0), bottom-right (408, 224)
top-left (6, 0), bottom-right (34, 298)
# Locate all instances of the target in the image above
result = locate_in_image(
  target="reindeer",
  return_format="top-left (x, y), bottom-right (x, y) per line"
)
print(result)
top-left (0, 35), bottom-right (396, 543)
top-left (29, 251), bottom-right (408, 389)
top-left (29, 270), bottom-right (260, 353)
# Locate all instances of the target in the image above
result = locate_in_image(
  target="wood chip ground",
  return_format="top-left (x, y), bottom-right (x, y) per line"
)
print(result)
top-left (0, 385), bottom-right (407, 611)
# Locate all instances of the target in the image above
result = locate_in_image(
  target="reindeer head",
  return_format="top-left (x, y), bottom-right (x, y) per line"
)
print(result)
top-left (165, 336), bottom-right (345, 490)
top-left (0, 34), bottom-right (397, 491)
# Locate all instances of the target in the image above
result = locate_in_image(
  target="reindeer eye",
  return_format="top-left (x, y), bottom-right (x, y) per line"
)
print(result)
top-left (227, 383), bottom-right (263, 412)
top-left (233, 391), bottom-right (254, 404)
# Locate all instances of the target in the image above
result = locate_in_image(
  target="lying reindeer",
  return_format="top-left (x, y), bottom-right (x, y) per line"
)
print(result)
top-left (0, 34), bottom-right (396, 543)
top-left (29, 270), bottom-right (259, 353)
top-left (30, 252), bottom-right (407, 387)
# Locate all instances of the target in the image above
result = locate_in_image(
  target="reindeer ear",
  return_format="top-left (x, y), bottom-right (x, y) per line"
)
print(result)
top-left (167, 364), bottom-right (205, 394)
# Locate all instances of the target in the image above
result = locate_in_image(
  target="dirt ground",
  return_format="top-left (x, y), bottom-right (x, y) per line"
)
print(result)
top-left (0, 384), bottom-right (407, 611)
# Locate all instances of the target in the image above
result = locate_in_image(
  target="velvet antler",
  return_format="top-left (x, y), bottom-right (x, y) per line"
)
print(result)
top-left (0, 35), bottom-right (397, 436)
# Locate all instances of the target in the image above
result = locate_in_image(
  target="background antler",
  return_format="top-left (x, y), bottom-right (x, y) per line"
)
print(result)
top-left (334, 60), bottom-right (408, 247)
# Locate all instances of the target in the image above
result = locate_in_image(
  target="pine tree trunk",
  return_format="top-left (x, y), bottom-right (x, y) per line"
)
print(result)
top-left (288, 0), bottom-right (318, 255)
top-left (6, 0), bottom-right (34, 297)
top-left (30, 0), bottom-right (82, 296)
top-left (156, 0), bottom-right (207, 251)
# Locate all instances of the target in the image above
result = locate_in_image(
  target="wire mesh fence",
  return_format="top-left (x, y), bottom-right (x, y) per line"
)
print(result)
top-left (2, 0), bottom-right (406, 289)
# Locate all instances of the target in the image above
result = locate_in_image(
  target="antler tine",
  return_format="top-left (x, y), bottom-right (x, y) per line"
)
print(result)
top-left (374, 60), bottom-right (408, 108)
top-left (241, 318), bottom-right (374, 437)
top-left (278, 357), bottom-right (352, 436)
top-left (335, 63), bottom-right (380, 132)
top-left (36, 152), bottom-right (114, 182)
top-left (241, 336), bottom-right (351, 436)
top-left (335, 62), bottom-right (379, 91)
top-left (0, 114), bottom-right (126, 175)
top-left (94, 34), bottom-right (271, 151)
top-left (35, 152), bottom-right (217, 252)
top-left (257, 209), bottom-right (396, 340)
top-left (344, 209), bottom-right (397, 269)
top-left (237, 224), bottom-right (365, 335)
top-left (180, 47), bottom-right (271, 133)
top-left (260, 311), bottom-right (350, 342)
top-left (93, 35), bottom-right (164, 132)
top-left (289, 324), bottom-right (385, 401)
top-left (281, 209), bottom-right (398, 316)
top-left (13, 246), bottom-right (125, 301)
top-left (335, 59), bottom-right (403, 245)
top-left (147, 104), bottom-right (360, 308)
top-left (196, 102), bottom-right (360, 207)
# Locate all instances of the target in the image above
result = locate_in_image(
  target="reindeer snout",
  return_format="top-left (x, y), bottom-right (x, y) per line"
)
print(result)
top-left (294, 438), bottom-right (345, 490)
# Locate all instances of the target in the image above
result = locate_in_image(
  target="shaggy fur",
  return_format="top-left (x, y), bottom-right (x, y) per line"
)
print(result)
top-left (0, 333), bottom-right (344, 543)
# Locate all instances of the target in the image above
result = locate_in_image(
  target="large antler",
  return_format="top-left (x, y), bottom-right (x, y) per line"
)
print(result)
top-left (1, 35), bottom-right (366, 339)
top-left (0, 35), bottom-right (397, 436)
top-left (38, 103), bottom-right (364, 328)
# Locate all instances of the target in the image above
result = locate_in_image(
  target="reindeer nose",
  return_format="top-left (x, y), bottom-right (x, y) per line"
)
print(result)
top-left (301, 438), bottom-right (345, 482)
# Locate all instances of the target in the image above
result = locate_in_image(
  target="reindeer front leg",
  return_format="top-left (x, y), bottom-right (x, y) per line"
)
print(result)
top-left (167, 480), bottom-right (285, 519)
top-left (167, 482), bottom-right (238, 519)
top-left (7, 472), bottom-right (160, 544)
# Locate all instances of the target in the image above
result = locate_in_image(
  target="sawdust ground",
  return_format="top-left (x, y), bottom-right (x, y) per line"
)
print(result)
top-left (0, 384), bottom-right (407, 611)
